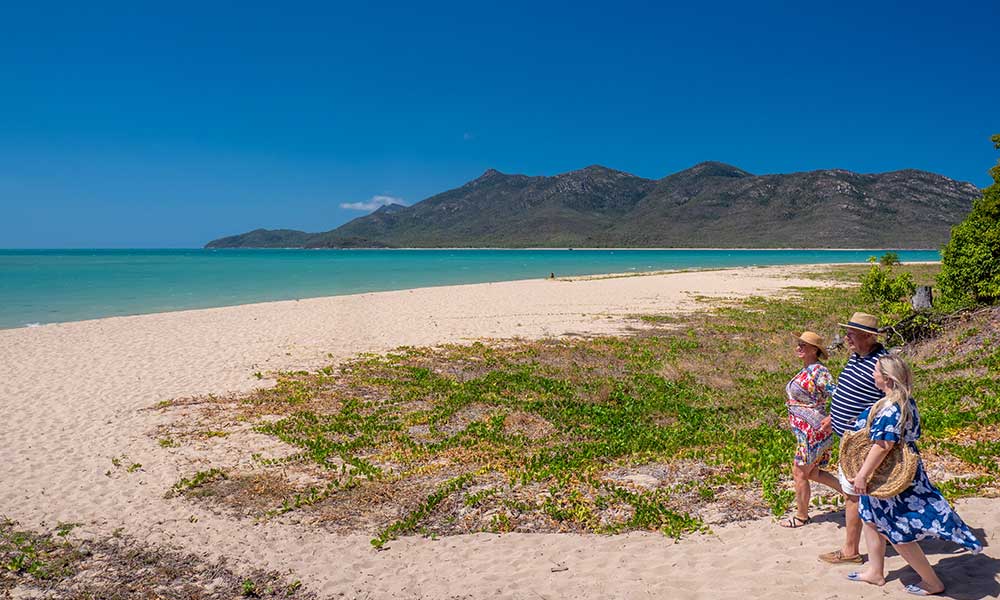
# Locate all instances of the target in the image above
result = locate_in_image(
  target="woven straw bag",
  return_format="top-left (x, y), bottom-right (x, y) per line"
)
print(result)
top-left (839, 418), bottom-right (918, 498)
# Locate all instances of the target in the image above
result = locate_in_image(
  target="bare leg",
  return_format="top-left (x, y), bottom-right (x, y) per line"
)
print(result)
top-left (851, 522), bottom-right (886, 585)
top-left (791, 463), bottom-right (811, 520)
top-left (809, 468), bottom-right (843, 495)
top-left (843, 494), bottom-right (862, 557)
top-left (893, 541), bottom-right (945, 594)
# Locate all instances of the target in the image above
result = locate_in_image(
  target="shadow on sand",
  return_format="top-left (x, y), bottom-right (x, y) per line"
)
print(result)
top-left (816, 512), bottom-right (996, 599)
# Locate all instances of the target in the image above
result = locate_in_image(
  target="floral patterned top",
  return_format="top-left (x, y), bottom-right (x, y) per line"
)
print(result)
top-left (785, 362), bottom-right (835, 411)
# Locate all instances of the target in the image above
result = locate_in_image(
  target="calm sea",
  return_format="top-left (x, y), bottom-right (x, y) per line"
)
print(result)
top-left (0, 249), bottom-right (940, 330)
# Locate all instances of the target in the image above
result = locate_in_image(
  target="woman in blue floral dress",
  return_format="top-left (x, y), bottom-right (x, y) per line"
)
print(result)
top-left (847, 354), bottom-right (982, 596)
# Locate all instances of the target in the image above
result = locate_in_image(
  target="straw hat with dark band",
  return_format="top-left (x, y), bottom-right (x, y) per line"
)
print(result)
top-left (796, 331), bottom-right (828, 360)
top-left (839, 312), bottom-right (880, 334)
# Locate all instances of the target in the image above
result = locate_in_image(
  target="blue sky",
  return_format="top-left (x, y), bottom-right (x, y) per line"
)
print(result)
top-left (1, 1), bottom-right (997, 248)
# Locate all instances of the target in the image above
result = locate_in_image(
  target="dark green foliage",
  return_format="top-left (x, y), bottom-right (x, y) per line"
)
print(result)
top-left (860, 255), bottom-right (916, 317)
top-left (939, 134), bottom-right (1000, 307)
top-left (206, 228), bottom-right (314, 249)
top-left (879, 251), bottom-right (901, 267)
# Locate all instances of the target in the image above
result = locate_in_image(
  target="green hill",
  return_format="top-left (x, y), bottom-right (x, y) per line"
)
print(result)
top-left (206, 162), bottom-right (981, 249)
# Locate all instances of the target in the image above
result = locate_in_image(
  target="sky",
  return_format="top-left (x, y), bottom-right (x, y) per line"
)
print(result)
top-left (1, 0), bottom-right (998, 248)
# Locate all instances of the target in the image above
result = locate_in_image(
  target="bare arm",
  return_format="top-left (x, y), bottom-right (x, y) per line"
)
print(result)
top-left (848, 440), bottom-right (895, 495)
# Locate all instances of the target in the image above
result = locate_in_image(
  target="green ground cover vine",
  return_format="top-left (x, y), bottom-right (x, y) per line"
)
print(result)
top-left (165, 264), bottom-right (1000, 544)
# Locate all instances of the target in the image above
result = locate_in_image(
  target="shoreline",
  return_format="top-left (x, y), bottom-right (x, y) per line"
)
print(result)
top-left (211, 246), bottom-right (944, 251)
top-left (3, 260), bottom-right (941, 331)
top-left (6, 246), bottom-right (944, 251)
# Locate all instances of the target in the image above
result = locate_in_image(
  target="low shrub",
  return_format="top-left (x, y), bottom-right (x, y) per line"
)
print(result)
top-left (860, 255), bottom-right (916, 318)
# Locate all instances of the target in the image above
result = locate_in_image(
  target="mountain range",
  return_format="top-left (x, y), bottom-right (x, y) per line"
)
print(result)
top-left (205, 162), bottom-right (981, 249)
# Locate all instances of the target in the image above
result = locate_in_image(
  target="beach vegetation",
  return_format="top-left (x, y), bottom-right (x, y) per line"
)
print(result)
top-left (1, 517), bottom-right (79, 581)
top-left (0, 517), bottom-right (316, 597)
top-left (169, 468), bottom-right (228, 497)
top-left (242, 579), bottom-right (260, 596)
top-left (939, 134), bottom-right (1000, 308)
top-left (54, 522), bottom-right (80, 538)
top-left (157, 264), bottom-right (1000, 545)
top-left (936, 475), bottom-right (997, 499)
top-left (878, 251), bottom-right (901, 268)
top-left (859, 255), bottom-right (916, 318)
top-left (371, 473), bottom-right (475, 548)
top-left (107, 454), bottom-right (145, 477)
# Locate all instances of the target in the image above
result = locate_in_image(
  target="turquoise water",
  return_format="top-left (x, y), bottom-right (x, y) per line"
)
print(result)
top-left (0, 249), bottom-right (940, 329)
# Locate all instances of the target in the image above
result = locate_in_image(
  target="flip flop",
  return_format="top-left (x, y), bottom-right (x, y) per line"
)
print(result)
top-left (905, 584), bottom-right (943, 596)
top-left (779, 515), bottom-right (811, 528)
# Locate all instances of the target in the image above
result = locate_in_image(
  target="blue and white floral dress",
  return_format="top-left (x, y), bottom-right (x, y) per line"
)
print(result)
top-left (853, 399), bottom-right (982, 553)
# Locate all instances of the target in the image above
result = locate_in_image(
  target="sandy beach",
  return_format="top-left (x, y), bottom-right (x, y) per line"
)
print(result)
top-left (2, 264), bottom-right (996, 599)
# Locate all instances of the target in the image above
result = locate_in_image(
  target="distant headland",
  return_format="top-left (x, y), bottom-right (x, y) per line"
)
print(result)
top-left (206, 162), bottom-right (981, 249)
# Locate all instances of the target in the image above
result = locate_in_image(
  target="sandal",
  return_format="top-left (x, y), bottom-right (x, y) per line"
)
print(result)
top-left (779, 515), bottom-right (811, 528)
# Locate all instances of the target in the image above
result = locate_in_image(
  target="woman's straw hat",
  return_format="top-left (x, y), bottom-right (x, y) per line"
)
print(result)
top-left (796, 331), bottom-right (828, 360)
top-left (839, 311), bottom-right (880, 334)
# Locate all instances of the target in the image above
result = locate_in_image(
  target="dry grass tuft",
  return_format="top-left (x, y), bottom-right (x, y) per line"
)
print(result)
top-left (0, 518), bottom-right (315, 598)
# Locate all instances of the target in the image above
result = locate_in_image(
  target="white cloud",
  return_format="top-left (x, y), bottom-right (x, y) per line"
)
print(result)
top-left (339, 195), bottom-right (405, 212)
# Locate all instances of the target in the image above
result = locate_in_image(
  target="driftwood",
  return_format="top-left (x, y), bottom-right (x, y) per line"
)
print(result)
top-left (881, 306), bottom-right (995, 345)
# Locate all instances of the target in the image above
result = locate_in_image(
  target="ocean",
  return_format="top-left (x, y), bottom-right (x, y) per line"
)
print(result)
top-left (0, 248), bottom-right (940, 329)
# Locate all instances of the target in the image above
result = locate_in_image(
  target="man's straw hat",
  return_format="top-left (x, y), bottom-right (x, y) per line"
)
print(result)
top-left (796, 331), bottom-right (828, 360)
top-left (839, 312), bottom-right (880, 335)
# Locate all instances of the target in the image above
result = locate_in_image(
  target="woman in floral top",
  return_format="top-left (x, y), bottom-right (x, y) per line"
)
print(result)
top-left (781, 331), bottom-right (842, 528)
top-left (847, 354), bottom-right (981, 596)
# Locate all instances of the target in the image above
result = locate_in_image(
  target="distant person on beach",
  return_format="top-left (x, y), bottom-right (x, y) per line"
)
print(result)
top-left (846, 354), bottom-right (982, 595)
top-left (780, 331), bottom-right (843, 528)
top-left (818, 312), bottom-right (888, 564)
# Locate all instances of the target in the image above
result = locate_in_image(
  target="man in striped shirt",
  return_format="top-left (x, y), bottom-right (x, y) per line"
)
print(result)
top-left (819, 311), bottom-right (888, 564)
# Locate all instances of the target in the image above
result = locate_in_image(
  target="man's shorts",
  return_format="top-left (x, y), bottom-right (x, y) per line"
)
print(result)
top-left (837, 465), bottom-right (858, 497)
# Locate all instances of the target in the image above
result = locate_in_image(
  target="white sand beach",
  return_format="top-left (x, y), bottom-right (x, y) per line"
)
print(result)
top-left (2, 265), bottom-right (996, 599)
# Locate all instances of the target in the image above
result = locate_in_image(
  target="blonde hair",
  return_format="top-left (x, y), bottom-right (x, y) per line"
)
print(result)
top-left (870, 354), bottom-right (912, 429)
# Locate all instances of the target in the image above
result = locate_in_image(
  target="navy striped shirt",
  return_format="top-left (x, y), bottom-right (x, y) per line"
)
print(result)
top-left (831, 344), bottom-right (888, 436)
